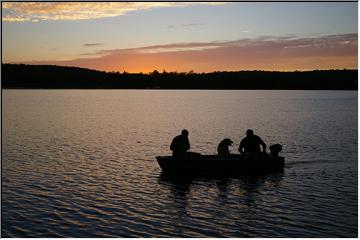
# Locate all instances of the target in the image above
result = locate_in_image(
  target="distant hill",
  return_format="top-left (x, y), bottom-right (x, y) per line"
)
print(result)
top-left (2, 63), bottom-right (357, 90)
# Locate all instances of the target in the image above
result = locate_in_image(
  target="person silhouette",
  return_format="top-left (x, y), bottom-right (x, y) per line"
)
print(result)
top-left (170, 129), bottom-right (190, 156)
top-left (238, 129), bottom-right (266, 153)
top-left (217, 138), bottom-right (233, 159)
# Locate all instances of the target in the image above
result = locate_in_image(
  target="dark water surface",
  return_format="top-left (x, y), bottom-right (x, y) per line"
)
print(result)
top-left (2, 90), bottom-right (357, 237)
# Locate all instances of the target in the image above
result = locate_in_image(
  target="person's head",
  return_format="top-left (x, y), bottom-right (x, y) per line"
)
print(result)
top-left (181, 129), bottom-right (189, 137)
top-left (223, 138), bottom-right (233, 146)
top-left (246, 129), bottom-right (254, 137)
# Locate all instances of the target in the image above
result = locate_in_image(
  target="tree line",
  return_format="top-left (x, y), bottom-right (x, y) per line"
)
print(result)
top-left (2, 63), bottom-right (357, 90)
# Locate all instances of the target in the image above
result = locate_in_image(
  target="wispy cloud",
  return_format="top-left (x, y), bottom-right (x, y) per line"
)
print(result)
top-left (2, 2), bottom-right (225, 22)
top-left (163, 22), bottom-right (207, 29)
top-left (83, 43), bottom-right (103, 47)
top-left (21, 33), bottom-right (357, 72)
top-left (82, 33), bottom-right (357, 55)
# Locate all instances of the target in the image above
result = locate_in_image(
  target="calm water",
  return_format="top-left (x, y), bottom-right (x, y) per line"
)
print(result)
top-left (2, 90), bottom-right (358, 237)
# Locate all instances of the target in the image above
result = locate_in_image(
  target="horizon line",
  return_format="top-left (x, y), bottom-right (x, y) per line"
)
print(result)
top-left (2, 63), bottom-right (358, 75)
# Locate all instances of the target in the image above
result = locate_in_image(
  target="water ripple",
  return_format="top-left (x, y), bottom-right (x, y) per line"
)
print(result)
top-left (2, 90), bottom-right (357, 237)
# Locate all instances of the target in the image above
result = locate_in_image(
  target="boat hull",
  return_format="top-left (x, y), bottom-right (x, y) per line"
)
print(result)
top-left (156, 153), bottom-right (284, 175)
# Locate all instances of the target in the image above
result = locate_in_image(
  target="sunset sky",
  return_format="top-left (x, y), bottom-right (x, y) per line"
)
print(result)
top-left (2, 2), bottom-right (358, 73)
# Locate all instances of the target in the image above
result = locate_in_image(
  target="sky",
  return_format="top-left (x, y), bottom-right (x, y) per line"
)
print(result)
top-left (2, 2), bottom-right (358, 72)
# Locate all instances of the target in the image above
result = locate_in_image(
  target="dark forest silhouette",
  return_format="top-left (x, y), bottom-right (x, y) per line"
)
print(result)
top-left (2, 64), bottom-right (357, 90)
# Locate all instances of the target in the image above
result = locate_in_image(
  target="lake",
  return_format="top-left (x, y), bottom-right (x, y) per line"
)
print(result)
top-left (2, 90), bottom-right (358, 237)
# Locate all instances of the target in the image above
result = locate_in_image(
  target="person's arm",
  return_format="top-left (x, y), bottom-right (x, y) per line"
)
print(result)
top-left (170, 137), bottom-right (175, 151)
top-left (259, 137), bottom-right (267, 152)
top-left (239, 140), bottom-right (244, 153)
top-left (185, 137), bottom-right (190, 151)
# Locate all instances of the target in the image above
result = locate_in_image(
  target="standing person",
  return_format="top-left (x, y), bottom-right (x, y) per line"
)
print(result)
top-left (238, 129), bottom-right (267, 153)
top-left (170, 129), bottom-right (190, 156)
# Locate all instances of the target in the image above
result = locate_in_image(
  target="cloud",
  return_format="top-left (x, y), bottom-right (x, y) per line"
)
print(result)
top-left (82, 33), bottom-right (357, 55)
top-left (21, 33), bottom-right (357, 72)
top-left (164, 22), bottom-right (207, 28)
top-left (2, 2), bottom-right (225, 22)
top-left (83, 43), bottom-right (103, 47)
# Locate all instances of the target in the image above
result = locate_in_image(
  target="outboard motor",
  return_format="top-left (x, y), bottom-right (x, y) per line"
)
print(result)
top-left (270, 144), bottom-right (282, 158)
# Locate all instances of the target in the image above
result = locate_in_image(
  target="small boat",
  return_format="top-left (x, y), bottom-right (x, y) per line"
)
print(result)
top-left (156, 153), bottom-right (285, 175)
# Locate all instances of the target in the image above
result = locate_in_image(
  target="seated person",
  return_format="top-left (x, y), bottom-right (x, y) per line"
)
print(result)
top-left (170, 129), bottom-right (190, 156)
top-left (238, 129), bottom-right (266, 154)
top-left (217, 138), bottom-right (233, 159)
top-left (270, 144), bottom-right (282, 158)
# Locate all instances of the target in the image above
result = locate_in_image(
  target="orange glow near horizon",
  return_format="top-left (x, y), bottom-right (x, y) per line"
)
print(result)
top-left (19, 34), bottom-right (358, 73)
top-left (16, 55), bottom-right (358, 74)
top-left (79, 57), bottom-right (358, 73)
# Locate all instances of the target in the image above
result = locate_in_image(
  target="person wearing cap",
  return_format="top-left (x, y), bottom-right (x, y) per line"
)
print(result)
top-left (170, 129), bottom-right (190, 156)
top-left (238, 129), bottom-right (266, 153)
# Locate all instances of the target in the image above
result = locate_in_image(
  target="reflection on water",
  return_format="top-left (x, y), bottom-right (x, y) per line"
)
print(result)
top-left (157, 172), bottom-right (286, 237)
top-left (2, 90), bottom-right (357, 237)
top-left (158, 172), bottom-right (284, 210)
